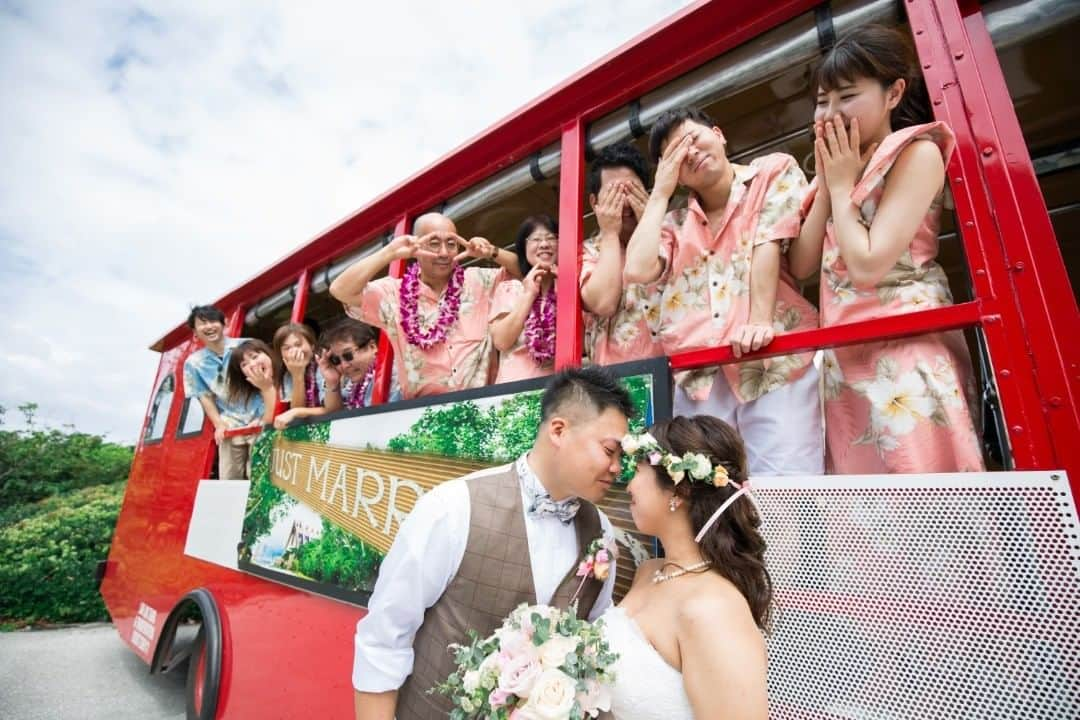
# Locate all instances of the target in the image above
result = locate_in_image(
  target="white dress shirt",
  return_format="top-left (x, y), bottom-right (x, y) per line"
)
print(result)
top-left (352, 455), bottom-right (616, 692)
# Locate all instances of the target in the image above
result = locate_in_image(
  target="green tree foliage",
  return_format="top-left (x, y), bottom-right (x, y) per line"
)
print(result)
top-left (0, 482), bottom-right (125, 626)
top-left (240, 421), bottom-right (331, 559)
top-left (285, 518), bottom-right (383, 593)
top-left (387, 375), bottom-right (655, 465)
top-left (0, 403), bottom-right (134, 508)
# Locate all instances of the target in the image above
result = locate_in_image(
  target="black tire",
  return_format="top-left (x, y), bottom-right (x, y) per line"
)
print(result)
top-left (186, 625), bottom-right (208, 720)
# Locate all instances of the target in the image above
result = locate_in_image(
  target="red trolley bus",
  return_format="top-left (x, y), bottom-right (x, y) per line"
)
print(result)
top-left (100, 1), bottom-right (1080, 718)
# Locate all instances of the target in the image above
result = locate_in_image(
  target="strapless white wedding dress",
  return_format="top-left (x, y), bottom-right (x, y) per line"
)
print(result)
top-left (600, 607), bottom-right (694, 719)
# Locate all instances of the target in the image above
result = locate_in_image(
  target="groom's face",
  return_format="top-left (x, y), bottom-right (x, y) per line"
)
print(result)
top-left (549, 406), bottom-right (629, 503)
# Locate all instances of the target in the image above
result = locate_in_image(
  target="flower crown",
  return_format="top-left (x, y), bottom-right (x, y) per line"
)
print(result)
top-left (620, 432), bottom-right (734, 488)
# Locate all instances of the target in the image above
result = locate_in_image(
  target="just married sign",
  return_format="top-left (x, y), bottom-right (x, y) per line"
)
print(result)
top-left (267, 439), bottom-right (488, 554)
top-left (235, 359), bottom-right (670, 606)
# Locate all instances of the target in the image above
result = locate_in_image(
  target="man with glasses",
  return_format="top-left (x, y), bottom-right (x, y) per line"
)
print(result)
top-left (330, 212), bottom-right (519, 398)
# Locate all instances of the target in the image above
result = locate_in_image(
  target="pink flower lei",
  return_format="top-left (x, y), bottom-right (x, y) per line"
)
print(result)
top-left (345, 353), bottom-right (377, 409)
top-left (303, 361), bottom-right (319, 408)
top-left (523, 284), bottom-right (557, 366)
top-left (399, 262), bottom-right (465, 349)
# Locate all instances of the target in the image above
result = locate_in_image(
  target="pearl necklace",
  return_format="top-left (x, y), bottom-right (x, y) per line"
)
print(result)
top-left (652, 560), bottom-right (711, 584)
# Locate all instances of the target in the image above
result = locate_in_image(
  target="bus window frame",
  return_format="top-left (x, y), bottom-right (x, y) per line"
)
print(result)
top-left (175, 394), bottom-right (208, 440)
top-left (143, 373), bottom-right (176, 445)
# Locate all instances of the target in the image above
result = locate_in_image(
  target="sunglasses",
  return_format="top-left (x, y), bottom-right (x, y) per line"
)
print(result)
top-left (328, 351), bottom-right (357, 366)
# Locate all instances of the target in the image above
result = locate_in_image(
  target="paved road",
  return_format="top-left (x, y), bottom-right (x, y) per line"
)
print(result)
top-left (0, 624), bottom-right (188, 720)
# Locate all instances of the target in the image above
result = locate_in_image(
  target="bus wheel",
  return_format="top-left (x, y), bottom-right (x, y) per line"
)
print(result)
top-left (186, 625), bottom-right (209, 718)
top-left (150, 588), bottom-right (223, 720)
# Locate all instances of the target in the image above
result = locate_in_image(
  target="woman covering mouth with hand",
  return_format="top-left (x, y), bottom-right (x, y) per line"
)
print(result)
top-left (489, 215), bottom-right (561, 384)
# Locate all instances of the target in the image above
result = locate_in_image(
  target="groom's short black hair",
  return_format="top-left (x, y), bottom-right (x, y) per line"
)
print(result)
top-left (540, 367), bottom-right (636, 423)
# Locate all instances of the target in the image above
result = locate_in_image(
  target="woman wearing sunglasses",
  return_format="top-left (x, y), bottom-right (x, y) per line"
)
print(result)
top-left (273, 318), bottom-right (387, 429)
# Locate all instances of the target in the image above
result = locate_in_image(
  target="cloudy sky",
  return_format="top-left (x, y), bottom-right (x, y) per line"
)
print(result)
top-left (0, 1), bottom-right (690, 442)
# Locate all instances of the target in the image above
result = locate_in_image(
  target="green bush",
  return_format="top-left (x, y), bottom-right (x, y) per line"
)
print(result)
top-left (0, 482), bottom-right (125, 626)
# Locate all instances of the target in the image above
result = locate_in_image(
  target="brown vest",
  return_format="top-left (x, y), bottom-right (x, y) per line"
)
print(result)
top-left (396, 464), bottom-right (604, 720)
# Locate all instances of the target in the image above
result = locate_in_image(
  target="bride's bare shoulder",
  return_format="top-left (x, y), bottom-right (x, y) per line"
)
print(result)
top-left (676, 576), bottom-right (760, 640)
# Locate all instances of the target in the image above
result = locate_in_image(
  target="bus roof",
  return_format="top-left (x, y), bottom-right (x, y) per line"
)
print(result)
top-left (152, 0), bottom-right (819, 351)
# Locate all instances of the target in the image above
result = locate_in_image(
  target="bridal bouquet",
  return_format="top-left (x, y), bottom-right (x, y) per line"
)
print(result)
top-left (434, 603), bottom-right (618, 719)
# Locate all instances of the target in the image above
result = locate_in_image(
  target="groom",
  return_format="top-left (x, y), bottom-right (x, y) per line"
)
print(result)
top-left (352, 367), bottom-right (634, 720)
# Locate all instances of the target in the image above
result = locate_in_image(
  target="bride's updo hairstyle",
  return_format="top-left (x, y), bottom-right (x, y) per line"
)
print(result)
top-left (815, 24), bottom-right (932, 130)
top-left (649, 415), bottom-right (772, 629)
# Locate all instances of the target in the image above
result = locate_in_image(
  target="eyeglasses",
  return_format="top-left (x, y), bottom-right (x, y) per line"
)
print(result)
top-left (526, 233), bottom-right (558, 246)
top-left (328, 351), bottom-right (356, 366)
top-left (423, 238), bottom-right (462, 253)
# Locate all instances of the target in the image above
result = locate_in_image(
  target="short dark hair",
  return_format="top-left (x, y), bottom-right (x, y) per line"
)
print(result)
top-left (648, 106), bottom-right (717, 164)
top-left (540, 367), bottom-right (636, 423)
top-left (187, 305), bottom-right (225, 329)
top-left (514, 214), bottom-right (558, 277)
top-left (319, 318), bottom-right (379, 351)
top-left (815, 24), bottom-right (931, 129)
top-left (586, 142), bottom-right (651, 196)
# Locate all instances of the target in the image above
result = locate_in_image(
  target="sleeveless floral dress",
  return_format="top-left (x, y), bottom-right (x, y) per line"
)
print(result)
top-left (809, 121), bottom-right (984, 473)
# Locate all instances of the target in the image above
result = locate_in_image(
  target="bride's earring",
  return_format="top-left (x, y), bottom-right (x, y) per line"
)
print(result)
top-left (668, 497), bottom-right (678, 512)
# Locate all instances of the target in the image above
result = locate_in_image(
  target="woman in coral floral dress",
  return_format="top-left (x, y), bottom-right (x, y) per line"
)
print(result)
top-left (790, 25), bottom-right (984, 474)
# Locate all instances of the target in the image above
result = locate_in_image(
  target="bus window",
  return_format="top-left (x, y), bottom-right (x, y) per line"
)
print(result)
top-left (176, 394), bottom-right (207, 438)
top-left (241, 280), bottom-right (298, 345)
top-left (143, 374), bottom-right (175, 443)
top-left (993, 12), bottom-right (1080, 305)
top-left (304, 234), bottom-right (392, 341)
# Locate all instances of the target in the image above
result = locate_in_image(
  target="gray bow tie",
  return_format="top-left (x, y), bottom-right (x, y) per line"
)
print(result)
top-left (527, 493), bottom-right (580, 524)
top-left (518, 454), bottom-right (580, 524)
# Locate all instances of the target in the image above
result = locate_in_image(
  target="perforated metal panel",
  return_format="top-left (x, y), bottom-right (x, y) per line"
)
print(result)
top-left (757, 472), bottom-right (1080, 719)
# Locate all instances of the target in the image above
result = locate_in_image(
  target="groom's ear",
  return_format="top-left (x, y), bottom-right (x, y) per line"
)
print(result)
top-left (545, 416), bottom-right (568, 448)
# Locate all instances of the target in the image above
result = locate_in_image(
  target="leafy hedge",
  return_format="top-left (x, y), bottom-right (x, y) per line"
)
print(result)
top-left (0, 482), bottom-right (125, 627)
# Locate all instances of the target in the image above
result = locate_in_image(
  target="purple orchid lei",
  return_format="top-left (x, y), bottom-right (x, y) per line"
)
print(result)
top-left (345, 353), bottom-right (377, 409)
top-left (523, 284), bottom-right (557, 366)
top-left (399, 262), bottom-right (465, 349)
top-left (304, 361), bottom-right (319, 407)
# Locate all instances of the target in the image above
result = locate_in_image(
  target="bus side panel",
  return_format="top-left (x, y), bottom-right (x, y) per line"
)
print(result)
top-left (209, 581), bottom-right (364, 719)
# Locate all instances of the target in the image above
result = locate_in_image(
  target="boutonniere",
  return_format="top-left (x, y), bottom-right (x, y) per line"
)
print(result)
top-left (571, 535), bottom-right (619, 604)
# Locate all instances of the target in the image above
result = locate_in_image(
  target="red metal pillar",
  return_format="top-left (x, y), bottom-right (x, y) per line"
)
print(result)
top-left (906, 0), bottom-right (1078, 483)
top-left (290, 269), bottom-right (311, 324)
top-left (273, 269), bottom-right (313, 415)
top-left (555, 118), bottom-right (585, 370)
top-left (371, 217), bottom-right (409, 405)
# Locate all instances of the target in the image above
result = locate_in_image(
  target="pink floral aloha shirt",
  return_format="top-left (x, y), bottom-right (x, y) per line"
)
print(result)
top-left (650, 153), bottom-right (819, 403)
top-left (580, 232), bottom-right (665, 367)
top-left (344, 266), bottom-right (511, 399)
top-left (489, 280), bottom-right (554, 384)
top-left (808, 120), bottom-right (984, 473)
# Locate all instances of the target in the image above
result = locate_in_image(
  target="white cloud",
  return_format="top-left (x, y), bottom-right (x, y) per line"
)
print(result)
top-left (0, 0), bottom-right (690, 442)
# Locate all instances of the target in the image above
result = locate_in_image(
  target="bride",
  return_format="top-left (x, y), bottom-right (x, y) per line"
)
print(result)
top-left (602, 415), bottom-right (771, 720)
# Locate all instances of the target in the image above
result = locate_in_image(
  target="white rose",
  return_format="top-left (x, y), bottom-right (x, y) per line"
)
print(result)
top-left (620, 435), bottom-right (640, 455)
top-left (689, 453), bottom-right (712, 480)
top-left (515, 669), bottom-right (578, 720)
top-left (640, 432), bottom-right (658, 448)
top-left (462, 669), bottom-right (481, 693)
top-left (537, 635), bottom-right (578, 670)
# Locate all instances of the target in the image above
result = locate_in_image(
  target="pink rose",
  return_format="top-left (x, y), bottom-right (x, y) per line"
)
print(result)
top-left (648, 451), bottom-right (663, 465)
top-left (595, 549), bottom-right (610, 564)
top-left (576, 559), bottom-right (593, 577)
top-left (576, 679), bottom-right (612, 718)
top-left (489, 688), bottom-right (510, 708)
top-left (498, 651), bottom-right (542, 699)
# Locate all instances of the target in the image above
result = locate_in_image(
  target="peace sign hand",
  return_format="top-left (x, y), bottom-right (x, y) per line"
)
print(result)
top-left (453, 236), bottom-right (497, 264)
